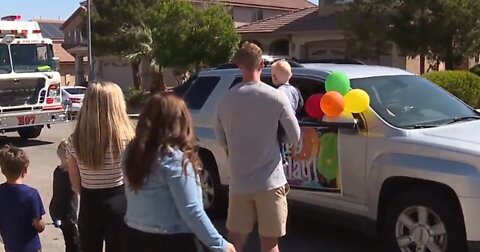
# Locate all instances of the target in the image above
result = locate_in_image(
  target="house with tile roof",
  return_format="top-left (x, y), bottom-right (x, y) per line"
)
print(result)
top-left (237, 0), bottom-right (449, 74)
top-left (63, 0), bottom-right (315, 89)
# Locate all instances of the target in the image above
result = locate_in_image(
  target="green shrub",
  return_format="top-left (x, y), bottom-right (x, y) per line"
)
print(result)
top-left (422, 70), bottom-right (480, 108)
top-left (125, 86), bottom-right (150, 106)
top-left (470, 65), bottom-right (480, 76)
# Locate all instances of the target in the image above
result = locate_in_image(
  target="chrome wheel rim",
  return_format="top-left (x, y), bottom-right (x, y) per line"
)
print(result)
top-left (395, 206), bottom-right (447, 252)
top-left (199, 169), bottom-right (215, 209)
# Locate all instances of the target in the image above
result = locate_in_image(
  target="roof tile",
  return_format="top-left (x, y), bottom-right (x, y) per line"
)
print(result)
top-left (278, 11), bottom-right (341, 33)
top-left (236, 7), bottom-right (318, 34)
top-left (222, 0), bottom-right (315, 10)
top-left (53, 43), bottom-right (75, 63)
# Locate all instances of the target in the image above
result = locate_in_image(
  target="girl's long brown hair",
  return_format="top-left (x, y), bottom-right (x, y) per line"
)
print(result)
top-left (125, 93), bottom-right (201, 191)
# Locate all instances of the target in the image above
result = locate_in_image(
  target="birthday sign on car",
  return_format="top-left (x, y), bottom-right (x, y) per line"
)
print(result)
top-left (282, 71), bottom-right (370, 193)
top-left (282, 127), bottom-right (341, 193)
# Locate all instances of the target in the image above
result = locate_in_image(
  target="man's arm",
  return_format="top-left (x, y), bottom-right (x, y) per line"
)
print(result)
top-left (278, 92), bottom-right (301, 145)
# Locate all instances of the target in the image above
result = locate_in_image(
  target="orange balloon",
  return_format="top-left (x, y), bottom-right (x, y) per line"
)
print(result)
top-left (320, 91), bottom-right (345, 117)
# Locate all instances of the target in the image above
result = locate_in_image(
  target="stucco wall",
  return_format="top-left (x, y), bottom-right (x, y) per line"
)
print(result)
top-left (405, 56), bottom-right (446, 75)
top-left (94, 56), bottom-right (133, 91)
top-left (240, 34), bottom-right (291, 54)
top-left (59, 63), bottom-right (88, 86)
top-left (59, 64), bottom-right (75, 86)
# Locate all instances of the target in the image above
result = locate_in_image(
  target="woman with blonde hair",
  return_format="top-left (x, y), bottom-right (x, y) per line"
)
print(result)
top-left (66, 81), bottom-right (135, 252)
top-left (123, 93), bottom-right (236, 252)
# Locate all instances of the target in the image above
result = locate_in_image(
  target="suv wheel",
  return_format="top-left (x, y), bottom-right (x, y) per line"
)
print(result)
top-left (18, 126), bottom-right (43, 139)
top-left (199, 154), bottom-right (224, 216)
top-left (383, 189), bottom-right (466, 252)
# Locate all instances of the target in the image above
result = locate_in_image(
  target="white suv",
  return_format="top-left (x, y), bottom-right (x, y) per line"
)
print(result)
top-left (184, 62), bottom-right (480, 252)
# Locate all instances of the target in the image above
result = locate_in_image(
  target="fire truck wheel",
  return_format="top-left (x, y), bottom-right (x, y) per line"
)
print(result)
top-left (18, 126), bottom-right (43, 139)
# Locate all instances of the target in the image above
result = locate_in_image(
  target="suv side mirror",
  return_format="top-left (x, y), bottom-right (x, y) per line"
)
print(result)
top-left (52, 57), bottom-right (60, 71)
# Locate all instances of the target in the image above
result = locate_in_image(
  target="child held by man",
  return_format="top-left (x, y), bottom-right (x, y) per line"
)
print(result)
top-left (272, 60), bottom-right (304, 164)
top-left (0, 145), bottom-right (46, 252)
top-left (271, 59), bottom-right (304, 114)
top-left (49, 140), bottom-right (81, 252)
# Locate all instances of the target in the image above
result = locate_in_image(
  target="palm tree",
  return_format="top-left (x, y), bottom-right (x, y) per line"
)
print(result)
top-left (121, 23), bottom-right (166, 93)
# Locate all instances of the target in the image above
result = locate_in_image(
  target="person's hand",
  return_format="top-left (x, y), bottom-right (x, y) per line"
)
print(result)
top-left (32, 218), bottom-right (46, 233)
top-left (226, 242), bottom-right (237, 252)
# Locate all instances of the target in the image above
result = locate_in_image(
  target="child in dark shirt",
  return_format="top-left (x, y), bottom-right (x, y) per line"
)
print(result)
top-left (0, 145), bottom-right (46, 252)
top-left (49, 139), bottom-right (80, 252)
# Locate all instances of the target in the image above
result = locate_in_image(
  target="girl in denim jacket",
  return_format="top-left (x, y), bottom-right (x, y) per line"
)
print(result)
top-left (123, 93), bottom-right (236, 252)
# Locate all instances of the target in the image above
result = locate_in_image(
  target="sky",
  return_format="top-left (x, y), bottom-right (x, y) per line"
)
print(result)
top-left (1, 0), bottom-right (319, 21)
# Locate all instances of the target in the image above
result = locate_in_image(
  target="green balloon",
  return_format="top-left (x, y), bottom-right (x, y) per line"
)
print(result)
top-left (325, 71), bottom-right (351, 95)
top-left (317, 133), bottom-right (339, 182)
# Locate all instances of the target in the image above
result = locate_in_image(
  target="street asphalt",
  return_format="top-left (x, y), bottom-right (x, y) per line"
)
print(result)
top-left (0, 122), bottom-right (380, 252)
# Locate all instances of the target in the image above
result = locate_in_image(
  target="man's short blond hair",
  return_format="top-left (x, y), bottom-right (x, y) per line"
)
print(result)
top-left (232, 41), bottom-right (263, 70)
top-left (271, 60), bottom-right (292, 85)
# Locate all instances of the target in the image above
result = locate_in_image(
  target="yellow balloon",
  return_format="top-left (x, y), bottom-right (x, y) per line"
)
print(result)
top-left (344, 89), bottom-right (370, 113)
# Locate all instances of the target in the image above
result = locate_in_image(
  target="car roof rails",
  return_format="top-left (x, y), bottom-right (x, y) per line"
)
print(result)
top-left (299, 58), bottom-right (366, 65)
top-left (213, 56), bottom-right (303, 70)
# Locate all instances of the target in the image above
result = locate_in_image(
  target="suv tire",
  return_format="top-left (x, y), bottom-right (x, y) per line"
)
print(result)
top-left (18, 126), bottom-right (43, 139)
top-left (383, 188), bottom-right (466, 252)
top-left (199, 153), bottom-right (225, 217)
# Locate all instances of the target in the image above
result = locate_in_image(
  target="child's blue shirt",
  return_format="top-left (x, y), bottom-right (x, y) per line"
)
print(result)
top-left (0, 183), bottom-right (45, 252)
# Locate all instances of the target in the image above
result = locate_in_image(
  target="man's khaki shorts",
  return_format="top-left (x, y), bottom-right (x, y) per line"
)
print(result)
top-left (226, 184), bottom-right (290, 238)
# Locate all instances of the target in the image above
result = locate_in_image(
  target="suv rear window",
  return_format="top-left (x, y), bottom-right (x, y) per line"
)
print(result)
top-left (184, 76), bottom-right (220, 110)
